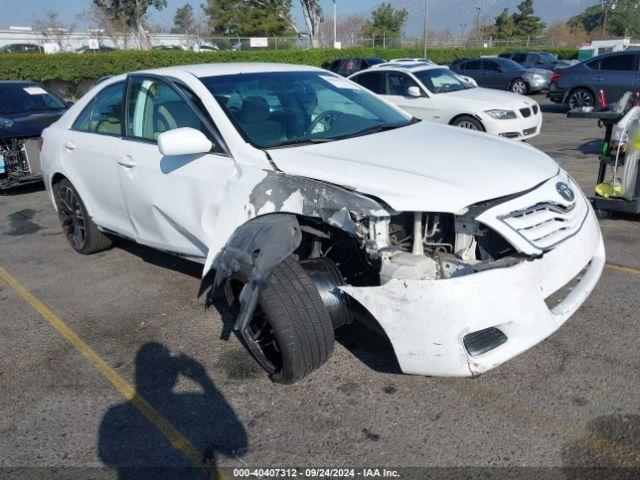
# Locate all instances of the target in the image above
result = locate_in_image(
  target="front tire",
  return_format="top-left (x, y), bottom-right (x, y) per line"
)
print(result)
top-left (452, 115), bottom-right (484, 131)
top-left (510, 79), bottom-right (528, 95)
top-left (226, 256), bottom-right (335, 384)
top-left (54, 179), bottom-right (112, 254)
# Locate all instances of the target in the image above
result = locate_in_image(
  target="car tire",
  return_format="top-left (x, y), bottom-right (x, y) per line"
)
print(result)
top-left (226, 256), bottom-right (335, 384)
top-left (54, 178), bottom-right (113, 254)
top-left (510, 79), bottom-right (529, 95)
top-left (452, 115), bottom-right (484, 131)
top-left (567, 88), bottom-right (595, 109)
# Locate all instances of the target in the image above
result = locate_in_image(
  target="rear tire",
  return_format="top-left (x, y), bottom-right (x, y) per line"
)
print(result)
top-left (510, 79), bottom-right (529, 95)
top-left (452, 115), bottom-right (484, 131)
top-left (226, 256), bottom-right (335, 384)
top-left (567, 88), bottom-right (595, 109)
top-left (54, 178), bottom-right (112, 254)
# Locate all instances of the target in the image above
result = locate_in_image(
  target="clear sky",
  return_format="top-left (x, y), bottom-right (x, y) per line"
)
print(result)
top-left (0, 0), bottom-right (382, 32)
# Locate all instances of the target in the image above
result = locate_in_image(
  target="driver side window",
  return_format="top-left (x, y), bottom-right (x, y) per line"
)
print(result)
top-left (126, 77), bottom-right (206, 142)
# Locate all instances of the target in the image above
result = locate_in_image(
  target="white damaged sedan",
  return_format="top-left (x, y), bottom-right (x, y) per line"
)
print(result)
top-left (40, 63), bottom-right (604, 383)
top-left (350, 63), bottom-right (542, 140)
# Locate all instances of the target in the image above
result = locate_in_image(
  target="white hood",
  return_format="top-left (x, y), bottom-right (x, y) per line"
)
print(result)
top-left (444, 87), bottom-right (536, 110)
top-left (267, 121), bottom-right (558, 213)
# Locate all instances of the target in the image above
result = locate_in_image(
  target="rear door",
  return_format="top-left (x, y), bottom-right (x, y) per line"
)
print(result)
top-left (589, 53), bottom-right (638, 104)
top-left (61, 81), bottom-right (135, 236)
top-left (116, 75), bottom-right (236, 257)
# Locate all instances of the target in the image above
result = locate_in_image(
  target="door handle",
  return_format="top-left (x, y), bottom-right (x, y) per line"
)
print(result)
top-left (117, 155), bottom-right (137, 168)
top-left (64, 141), bottom-right (76, 151)
top-left (592, 76), bottom-right (604, 82)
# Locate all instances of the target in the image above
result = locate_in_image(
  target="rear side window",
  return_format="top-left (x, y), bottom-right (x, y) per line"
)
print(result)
top-left (600, 54), bottom-right (636, 71)
top-left (72, 82), bottom-right (125, 135)
top-left (464, 60), bottom-right (482, 71)
top-left (512, 53), bottom-right (527, 63)
top-left (127, 77), bottom-right (206, 142)
top-left (351, 72), bottom-right (385, 94)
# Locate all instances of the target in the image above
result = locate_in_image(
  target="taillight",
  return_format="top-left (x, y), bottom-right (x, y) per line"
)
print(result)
top-left (550, 72), bottom-right (564, 84)
top-left (38, 136), bottom-right (44, 152)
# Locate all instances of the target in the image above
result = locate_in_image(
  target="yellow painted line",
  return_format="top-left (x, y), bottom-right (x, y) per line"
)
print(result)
top-left (0, 266), bottom-right (223, 478)
top-left (606, 263), bottom-right (640, 276)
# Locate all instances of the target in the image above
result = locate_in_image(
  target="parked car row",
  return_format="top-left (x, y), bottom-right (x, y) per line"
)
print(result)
top-left (36, 61), bottom-right (604, 385)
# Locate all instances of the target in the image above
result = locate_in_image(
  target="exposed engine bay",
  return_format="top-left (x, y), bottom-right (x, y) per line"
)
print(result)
top-left (0, 137), bottom-right (42, 190)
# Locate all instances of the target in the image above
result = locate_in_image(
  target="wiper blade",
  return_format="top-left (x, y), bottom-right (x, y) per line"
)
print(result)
top-left (349, 122), bottom-right (410, 138)
top-left (265, 138), bottom-right (332, 149)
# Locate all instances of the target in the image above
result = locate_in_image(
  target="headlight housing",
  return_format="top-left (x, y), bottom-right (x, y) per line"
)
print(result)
top-left (485, 109), bottom-right (517, 120)
top-left (0, 117), bottom-right (14, 129)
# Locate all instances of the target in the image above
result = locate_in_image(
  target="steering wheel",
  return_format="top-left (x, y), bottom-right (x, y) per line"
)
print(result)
top-left (307, 110), bottom-right (341, 136)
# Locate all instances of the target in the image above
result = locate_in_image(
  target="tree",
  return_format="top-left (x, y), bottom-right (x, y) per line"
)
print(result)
top-left (568, 0), bottom-right (640, 38)
top-left (494, 8), bottom-right (515, 39)
top-left (202, 0), bottom-right (295, 37)
top-left (512, 0), bottom-right (546, 38)
top-left (300, 0), bottom-right (323, 47)
top-left (545, 21), bottom-right (588, 47)
top-left (93, 0), bottom-right (168, 49)
top-left (77, 5), bottom-right (132, 49)
top-left (319, 14), bottom-right (365, 46)
top-left (361, 3), bottom-right (409, 39)
top-left (568, 4), bottom-right (605, 34)
top-left (33, 9), bottom-right (75, 50)
top-left (171, 4), bottom-right (196, 34)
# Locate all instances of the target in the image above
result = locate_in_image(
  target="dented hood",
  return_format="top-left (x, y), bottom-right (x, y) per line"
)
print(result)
top-left (267, 121), bottom-right (558, 213)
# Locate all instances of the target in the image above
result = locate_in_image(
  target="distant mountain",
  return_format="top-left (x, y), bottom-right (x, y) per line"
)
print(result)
top-left (355, 0), bottom-right (600, 36)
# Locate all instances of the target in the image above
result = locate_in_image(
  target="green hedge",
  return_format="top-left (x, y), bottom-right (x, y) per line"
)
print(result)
top-left (0, 47), bottom-right (579, 84)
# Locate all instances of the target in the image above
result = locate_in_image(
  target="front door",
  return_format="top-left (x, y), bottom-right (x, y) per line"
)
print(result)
top-left (117, 75), bottom-right (236, 259)
top-left (383, 71), bottom-right (433, 120)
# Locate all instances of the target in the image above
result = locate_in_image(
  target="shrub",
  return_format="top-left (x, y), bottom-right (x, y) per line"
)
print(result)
top-left (0, 47), bottom-right (579, 85)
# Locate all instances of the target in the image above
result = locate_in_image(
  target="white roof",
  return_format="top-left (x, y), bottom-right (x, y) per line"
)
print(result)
top-left (367, 63), bottom-right (447, 73)
top-left (139, 62), bottom-right (323, 78)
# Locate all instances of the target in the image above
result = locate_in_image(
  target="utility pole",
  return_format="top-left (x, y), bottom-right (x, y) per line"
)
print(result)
top-left (602, 0), bottom-right (616, 36)
top-left (460, 23), bottom-right (466, 47)
top-left (475, 6), bottom-right (481, 43)
top-left (423, 0), bottom-right (428, 58)
top-left (333, 0), bottom-right (337, 47)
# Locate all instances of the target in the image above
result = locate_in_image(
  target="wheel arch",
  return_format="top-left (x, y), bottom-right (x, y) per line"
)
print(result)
top-left (449, 113), bottom-right (486, 131)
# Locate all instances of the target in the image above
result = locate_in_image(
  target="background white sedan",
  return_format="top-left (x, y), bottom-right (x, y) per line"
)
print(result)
top-left (349, 63), bottom-right (542, 140)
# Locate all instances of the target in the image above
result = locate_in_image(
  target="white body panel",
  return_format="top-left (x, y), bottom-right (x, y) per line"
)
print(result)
top-left (39, 63), bottom-right (603, 378)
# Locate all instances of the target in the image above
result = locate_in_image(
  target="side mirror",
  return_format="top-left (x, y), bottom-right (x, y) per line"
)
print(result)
top-left (496, 66), bottom-right (504, 73)
top-left (65, 101), bottom-right (74, 107)
top-left (157, 127), bottom-right (212, 156)
top-left (407, 86), bottom-right (422, 97)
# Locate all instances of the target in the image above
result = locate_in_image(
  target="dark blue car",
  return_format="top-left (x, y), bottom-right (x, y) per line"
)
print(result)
top-left (0, 81), bottom-right (68, 190)
top-left (548, 50), bottom-right (639, 108)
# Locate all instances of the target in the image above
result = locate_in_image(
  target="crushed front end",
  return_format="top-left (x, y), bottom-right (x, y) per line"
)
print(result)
top-left (338, 171), bottom-right (605, 377)
top-left (0, 137), bottom-right (42, 190)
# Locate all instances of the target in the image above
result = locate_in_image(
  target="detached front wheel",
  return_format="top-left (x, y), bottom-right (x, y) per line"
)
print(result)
top-left (225, 256), bottom-right (335, 384)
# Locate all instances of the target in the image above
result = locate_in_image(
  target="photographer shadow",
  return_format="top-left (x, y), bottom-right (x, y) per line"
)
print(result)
top-left (98, 342), bottom-right (247, 479)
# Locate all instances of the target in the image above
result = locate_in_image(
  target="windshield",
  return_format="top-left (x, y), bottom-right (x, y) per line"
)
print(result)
top-left (414, 68), bottom-right (471, 94)
top-left (496, 58), bottom-right (523, 71)
top-left (201, 71), bottom-right (411, 148)
top-left (0, 85), bottom-right (66, 114)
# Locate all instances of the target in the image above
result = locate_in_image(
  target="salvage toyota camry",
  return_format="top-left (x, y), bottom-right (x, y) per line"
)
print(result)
top-left (40, 63), bottom-right (605, 383)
